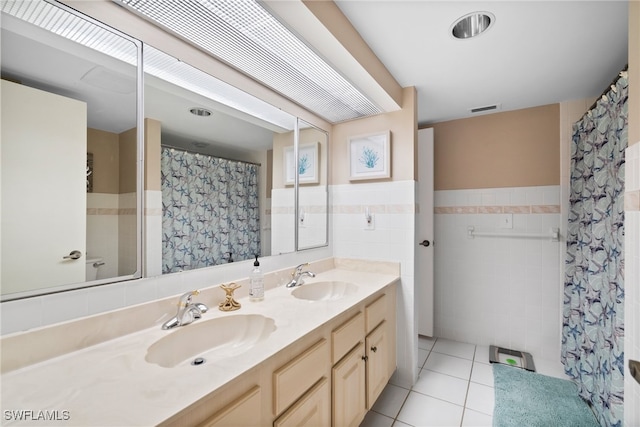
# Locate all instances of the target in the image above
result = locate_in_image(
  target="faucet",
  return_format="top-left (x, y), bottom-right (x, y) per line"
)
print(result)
top-left (162, 290), bottom-right (209, 330)
top-left (285, 263), bottom-right (316, 288)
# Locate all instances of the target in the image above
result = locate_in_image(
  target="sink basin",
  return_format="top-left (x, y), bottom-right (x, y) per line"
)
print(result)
top-left (291, 281), bottom-right (358, 301)
top-left (146, 314), bottom-right (276, 368)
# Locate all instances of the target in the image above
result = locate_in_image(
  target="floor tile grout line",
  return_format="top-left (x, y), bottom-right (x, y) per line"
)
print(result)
top-left (420, 366), bottom-right (474, 383)
top-left (430, 349), bottom-right (476, 362)
top-left (459, 345), bottom-right (478, 426)
top-left (389, 383), bottom-right (414, 427)
top-left (392, 336), bottom-right (439, 427)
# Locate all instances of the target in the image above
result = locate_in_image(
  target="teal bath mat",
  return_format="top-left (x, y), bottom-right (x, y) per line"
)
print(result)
top-left (492, 364), bottom-right (599, 427)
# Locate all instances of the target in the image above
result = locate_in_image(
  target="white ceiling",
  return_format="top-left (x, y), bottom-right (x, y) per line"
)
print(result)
top-left (334, 1), bottom-right (629, 125)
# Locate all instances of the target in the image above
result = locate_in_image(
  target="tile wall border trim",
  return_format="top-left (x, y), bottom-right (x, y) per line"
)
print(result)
top-left (434, 204), bottom-right (561, 214)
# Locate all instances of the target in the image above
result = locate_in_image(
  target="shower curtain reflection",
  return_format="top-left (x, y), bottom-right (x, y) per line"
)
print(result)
top-left (161, 147), bottom-right (260, 273)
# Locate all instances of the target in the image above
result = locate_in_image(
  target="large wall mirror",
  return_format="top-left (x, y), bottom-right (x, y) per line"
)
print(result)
top-left (142, 45), bottom-right (298, 275)
top-left (1, 0), bottom-right (143, 301)
top-left (1, 0), bottom-right (329, 302)
top-left (296, 120), bottom-right (329, 251)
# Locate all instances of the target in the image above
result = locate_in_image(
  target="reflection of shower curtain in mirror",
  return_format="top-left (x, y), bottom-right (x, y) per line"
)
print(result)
top-left (161, 148), bottom-right (260, 273)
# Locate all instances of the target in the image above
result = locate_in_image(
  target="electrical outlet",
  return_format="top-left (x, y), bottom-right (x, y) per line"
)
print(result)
top-left (364, 213), bottom-right (375, 230)
top-left (498, 213), bottom-right (513, 229)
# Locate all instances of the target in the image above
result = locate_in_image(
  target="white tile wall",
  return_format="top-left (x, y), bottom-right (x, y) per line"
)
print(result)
top-left (118, 192), bottom-right (138, 276)
top-left (331, 180), bottom-right (417, 388)
top-left (625, 142), bottom-right (640, 427)
top-left (145, 190), bottom-right (163, 278)
top-left (298, 186), bottom-right (328, 249)
top-left (434, 186), bottom-right (563, 363)
top-left (270, 188), bottom-right (295, 255)
top-left (87, 193), bottom-right (120, 279)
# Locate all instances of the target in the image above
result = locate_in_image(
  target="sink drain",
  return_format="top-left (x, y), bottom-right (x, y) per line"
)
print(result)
top-left (191, 357), bottom-right (206, 366)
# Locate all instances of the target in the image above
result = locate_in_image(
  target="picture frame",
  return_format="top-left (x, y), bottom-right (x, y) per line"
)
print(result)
top-left (348, 131), bottom-right (391, 181)
top-left (284, 142), bottom-right (319, 185)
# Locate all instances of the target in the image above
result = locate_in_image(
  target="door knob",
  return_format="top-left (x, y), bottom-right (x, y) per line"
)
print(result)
top-left (63, 250), bottom-right (82, 260)
top-left (419, 240), bottom-right (431, 247)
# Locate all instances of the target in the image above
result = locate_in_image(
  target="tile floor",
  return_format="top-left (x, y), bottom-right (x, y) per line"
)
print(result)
top-left (360, 337), bottom-right (568, 427)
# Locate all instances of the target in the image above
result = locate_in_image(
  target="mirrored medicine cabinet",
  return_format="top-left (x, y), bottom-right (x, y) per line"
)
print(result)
top-left (0, 0), bottom-right (329, 302)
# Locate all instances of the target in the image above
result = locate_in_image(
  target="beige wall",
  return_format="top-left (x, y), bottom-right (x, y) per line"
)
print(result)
top-left (87, 128), bottom-right (119, 194)
top-left (88, 119), bottom-right (160, 193)
top-left (145, 118), bottom-right (162, 192)
top-left (430, 104), bottom-right (560, 190)
top-left (271, 127), bottom-right (328, 189)
top-left (331, 87), bottom-right (417, 185)
top-left (272, 131), bottom-right (295, 190)
top-left (119, 127), bottom-right (138, 194)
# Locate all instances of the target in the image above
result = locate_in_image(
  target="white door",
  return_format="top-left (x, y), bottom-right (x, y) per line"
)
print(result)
top-left (1, 80), bottom-right (87, 295)
top-left (417, 128), bottom-right (434, 337)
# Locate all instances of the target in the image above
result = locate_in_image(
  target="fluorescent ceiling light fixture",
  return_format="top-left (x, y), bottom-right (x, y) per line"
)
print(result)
top-left (1, 0), bottom-right (137, 64)
top-left (143, 45), bottom-right (295, 130)
top-left (115, 0), bottom-right (383, 123)
top-left (2, 0), bottom-right (296, 130)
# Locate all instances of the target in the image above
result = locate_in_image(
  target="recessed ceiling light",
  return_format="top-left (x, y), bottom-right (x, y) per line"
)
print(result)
top-left (451, 12), bottom-right (495, 39)
top-left (189, 107), bottom-right (212, 117)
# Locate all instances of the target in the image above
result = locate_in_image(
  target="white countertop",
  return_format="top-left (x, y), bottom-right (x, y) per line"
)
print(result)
top-left (0, 267), bottom-right (399, 426)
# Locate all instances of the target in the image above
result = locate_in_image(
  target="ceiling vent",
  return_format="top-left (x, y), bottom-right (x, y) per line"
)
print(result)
top-left (470, 104), bottom-right (501, 114)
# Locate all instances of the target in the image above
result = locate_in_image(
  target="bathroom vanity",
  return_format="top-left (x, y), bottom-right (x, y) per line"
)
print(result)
top-left (0, 258), bottom-right (398, 426)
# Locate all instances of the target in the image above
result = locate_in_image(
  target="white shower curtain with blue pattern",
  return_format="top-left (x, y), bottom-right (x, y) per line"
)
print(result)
top-left (161, 148), bottom-right (260, 274)
top-left (562, 71), bottom-right (627, 427)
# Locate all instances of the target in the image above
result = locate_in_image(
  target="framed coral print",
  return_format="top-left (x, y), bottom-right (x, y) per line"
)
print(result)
top-left (284, 142), bottom-right (319, 185)
top-left (349, 131), bottom-right (391, 181)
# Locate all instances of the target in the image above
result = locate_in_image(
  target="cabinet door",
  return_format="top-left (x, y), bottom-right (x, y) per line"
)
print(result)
top-left (273, 339), bottom-right (328, 416)
top-left (332, 342), bottom-right (366, 427)
top-left (366, 322), bottom-right (389, 408)
top-left (274, 378), bottom-right (330, 427)
top-left (200, 386), bottom-right (261, 427)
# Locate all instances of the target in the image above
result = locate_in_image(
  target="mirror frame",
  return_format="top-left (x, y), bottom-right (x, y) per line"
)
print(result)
top-left (0, 1), bottom-right (144, 302)
top-left (295, 118), bottom-right (330, 252)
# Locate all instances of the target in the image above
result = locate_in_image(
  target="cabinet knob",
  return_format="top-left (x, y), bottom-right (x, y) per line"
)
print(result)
top-left (371, 346), bottom-right (378, 353)
top-left (361, 355), bottom-right (368, 362)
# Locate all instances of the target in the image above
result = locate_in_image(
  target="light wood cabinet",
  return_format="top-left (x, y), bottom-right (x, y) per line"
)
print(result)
top-left (273, 338), bottom-right (328, 416)
top-left (365, 294), bottom-right (387, 334)
top-left (331, 311), bottom-right (364, 364)
top-left (332, 342), bottom-right (367, 427)
top-left (200, 386), bottom-right (261, 427)
top-left (274, 378), bottom-right (330, 427)
top-left (331, 289), bottom-right (397, 425)
top-left (166, 283), bottom-right (397, 427)
top-left (366, 321), bottom-right (389, 408)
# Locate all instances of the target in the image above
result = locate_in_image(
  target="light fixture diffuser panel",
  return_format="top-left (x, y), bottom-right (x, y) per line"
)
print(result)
top-left (115, 0), bottom-right (382, 123)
